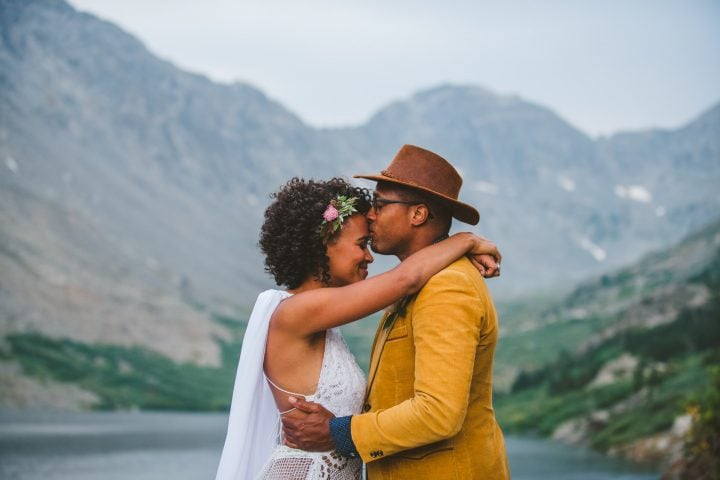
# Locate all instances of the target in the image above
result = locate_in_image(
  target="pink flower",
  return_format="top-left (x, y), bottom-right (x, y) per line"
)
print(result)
top-left (323, 205), bottom-right (339, 222)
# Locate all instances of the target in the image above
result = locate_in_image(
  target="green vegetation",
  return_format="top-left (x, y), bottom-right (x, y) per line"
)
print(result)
top-left (3, 310), bottom-right (382, 411)
top-left (495, 248), bottom-right (720, 450)
top-left (592, 356), bottom-right (711, 450)
top-left (494, 219), bottom-right (720, 469)
top-left (680, 365), bottom-right (720, 479)
top-left (497, 314), bottom-right (615, 371)
top-left (497, 345), bottom-right (714, 450)
top-left (4, 312), bottom-right (249, 411)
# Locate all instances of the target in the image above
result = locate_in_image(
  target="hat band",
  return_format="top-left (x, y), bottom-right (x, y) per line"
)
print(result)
top-left (380, 169), bottom-right (457, 200)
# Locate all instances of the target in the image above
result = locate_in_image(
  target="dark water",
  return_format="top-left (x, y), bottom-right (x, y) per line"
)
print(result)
top-left (0, 410), bottom-right (659, 479)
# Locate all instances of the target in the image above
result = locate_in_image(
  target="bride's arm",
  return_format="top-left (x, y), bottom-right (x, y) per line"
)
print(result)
top-left (273, 233), bottom-right (499, 336)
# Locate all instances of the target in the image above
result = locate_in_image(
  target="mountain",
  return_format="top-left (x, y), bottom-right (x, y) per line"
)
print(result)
top-left (353, 86), bottom-right (720, 294)
top-left (0, 0), bottom-right (719, 408)
top-left (494, 217), bottom-right (720, 473)
top-left (1, 0), bottom-right (336, 302)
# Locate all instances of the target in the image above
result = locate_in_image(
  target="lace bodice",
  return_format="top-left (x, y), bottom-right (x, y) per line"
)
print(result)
top-left (258, 327), bottom-right (366, 480)
top-left (312, 328), bottom-right (366, 417)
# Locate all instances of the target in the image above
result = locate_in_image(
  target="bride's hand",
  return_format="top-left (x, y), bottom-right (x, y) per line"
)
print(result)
top-left (470, 253), bottom-right (501, 278)
top-left (465, 234), bottom-right (501, 278)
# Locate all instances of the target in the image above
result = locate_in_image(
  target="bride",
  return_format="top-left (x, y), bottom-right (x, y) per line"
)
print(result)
top-left (214, 177), bottom-right (500, 480)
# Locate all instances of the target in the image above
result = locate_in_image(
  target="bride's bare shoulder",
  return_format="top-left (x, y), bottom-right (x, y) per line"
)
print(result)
top-left (270, 292), bottom-right (312, 332)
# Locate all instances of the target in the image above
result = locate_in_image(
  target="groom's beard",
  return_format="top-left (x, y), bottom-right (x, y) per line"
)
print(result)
top-left (369, 236), bottom-right (390, 256)
top-left (369, 231), bottom-right (406, 257)
top-left (369, 241), bottom-right (402, 260)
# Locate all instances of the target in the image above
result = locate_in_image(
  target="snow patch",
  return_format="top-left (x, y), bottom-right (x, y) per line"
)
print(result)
top-left (557, 175), bottom-right (576, 192)
top-left (579, 237), bottom-right (606, 262)
top-left (473, 181), bottom-right (499, 195)
top-left (614, 184), bottom-right (652, 203)
top-left (5, 156), bottom-right (18, 174)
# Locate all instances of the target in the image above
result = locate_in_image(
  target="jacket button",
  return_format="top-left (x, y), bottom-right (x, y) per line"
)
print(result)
top-left (363, 403), bottom-right (371, 412)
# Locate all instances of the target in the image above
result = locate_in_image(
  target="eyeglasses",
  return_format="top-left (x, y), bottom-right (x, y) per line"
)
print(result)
top-left (371, 197), bottom-right (416, 211)
top-left (371, 197), bottom-right (434, 219)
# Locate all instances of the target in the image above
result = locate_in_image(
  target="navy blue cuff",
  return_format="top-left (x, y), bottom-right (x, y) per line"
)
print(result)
top-left (329, 415), bottom-right (359, 458)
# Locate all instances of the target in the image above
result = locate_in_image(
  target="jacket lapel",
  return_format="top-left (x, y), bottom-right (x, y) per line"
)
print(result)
top-left (364, 311), bottom-right (392, 401)
top-left (364, 295), bottom-right (416, 402)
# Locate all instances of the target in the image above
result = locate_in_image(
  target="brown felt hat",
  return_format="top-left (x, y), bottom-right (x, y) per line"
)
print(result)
top-left (354, 144), bottom-right (480, 225)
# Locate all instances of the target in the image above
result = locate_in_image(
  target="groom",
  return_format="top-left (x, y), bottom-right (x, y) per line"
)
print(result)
top-left (283, 145), bottom-right (510, 479)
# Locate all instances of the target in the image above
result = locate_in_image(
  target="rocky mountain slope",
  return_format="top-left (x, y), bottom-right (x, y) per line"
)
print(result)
top-left (493, 217), bottom-right (720, 474)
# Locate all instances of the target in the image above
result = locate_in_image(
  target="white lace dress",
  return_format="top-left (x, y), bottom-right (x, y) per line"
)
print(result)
top-left (256, 327), bottom-right (366, 480)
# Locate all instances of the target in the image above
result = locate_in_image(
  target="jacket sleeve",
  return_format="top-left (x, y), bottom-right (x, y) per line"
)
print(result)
top-left (350, 266), bottom-right (485, 462)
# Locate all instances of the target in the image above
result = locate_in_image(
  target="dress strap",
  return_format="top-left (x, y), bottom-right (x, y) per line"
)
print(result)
top-left (264, 375), bottom-right (307, 397)
top-left (264, 375), bottom-right (316, 415)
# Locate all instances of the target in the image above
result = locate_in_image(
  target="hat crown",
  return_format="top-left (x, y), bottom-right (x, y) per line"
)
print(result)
top-left (381, 145), bottom-right (463, 200)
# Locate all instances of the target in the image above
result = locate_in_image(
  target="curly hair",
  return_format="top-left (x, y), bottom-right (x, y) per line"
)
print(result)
top-left (259, 177), bottom-right (371, 289)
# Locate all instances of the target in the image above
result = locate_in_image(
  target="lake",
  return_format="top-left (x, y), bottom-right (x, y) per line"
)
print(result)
top-left (0, 409), bottom-right (659, 479)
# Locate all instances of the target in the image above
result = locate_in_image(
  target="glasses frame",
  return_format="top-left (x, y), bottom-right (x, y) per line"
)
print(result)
top-left (371, 196), bottom-right (435, 219)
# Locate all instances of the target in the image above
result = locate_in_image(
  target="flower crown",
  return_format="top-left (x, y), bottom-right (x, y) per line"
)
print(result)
top-left (319, 195), bottom-right (358, 240)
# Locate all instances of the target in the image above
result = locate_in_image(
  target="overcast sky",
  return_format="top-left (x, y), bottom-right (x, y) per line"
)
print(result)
top-left (69, 0), bottom-right (720, 137)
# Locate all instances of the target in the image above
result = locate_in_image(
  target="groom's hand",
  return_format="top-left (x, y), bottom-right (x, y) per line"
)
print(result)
top-left (471, 253), bottom-right (501, 278)
top-left (281, 396), bottom-right (335, 451)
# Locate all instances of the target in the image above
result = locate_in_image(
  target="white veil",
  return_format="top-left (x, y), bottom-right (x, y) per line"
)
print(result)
top-left (215, 289), bottom-right (291, 480)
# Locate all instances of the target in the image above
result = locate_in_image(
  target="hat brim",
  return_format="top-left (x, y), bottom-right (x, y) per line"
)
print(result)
top-left (354, 174), bottom-right (480, 225)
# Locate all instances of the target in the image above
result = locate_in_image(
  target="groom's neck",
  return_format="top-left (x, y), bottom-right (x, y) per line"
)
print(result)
top-left (396, 232), bottom-right (441, 261)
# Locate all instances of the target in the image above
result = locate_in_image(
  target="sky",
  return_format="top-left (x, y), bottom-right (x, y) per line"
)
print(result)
top-left (68, 0), bottom-right (720, 137)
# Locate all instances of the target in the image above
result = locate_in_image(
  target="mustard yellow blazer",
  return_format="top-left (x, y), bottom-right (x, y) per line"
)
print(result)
top-left (351, 257), bottom-right (510, 479)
